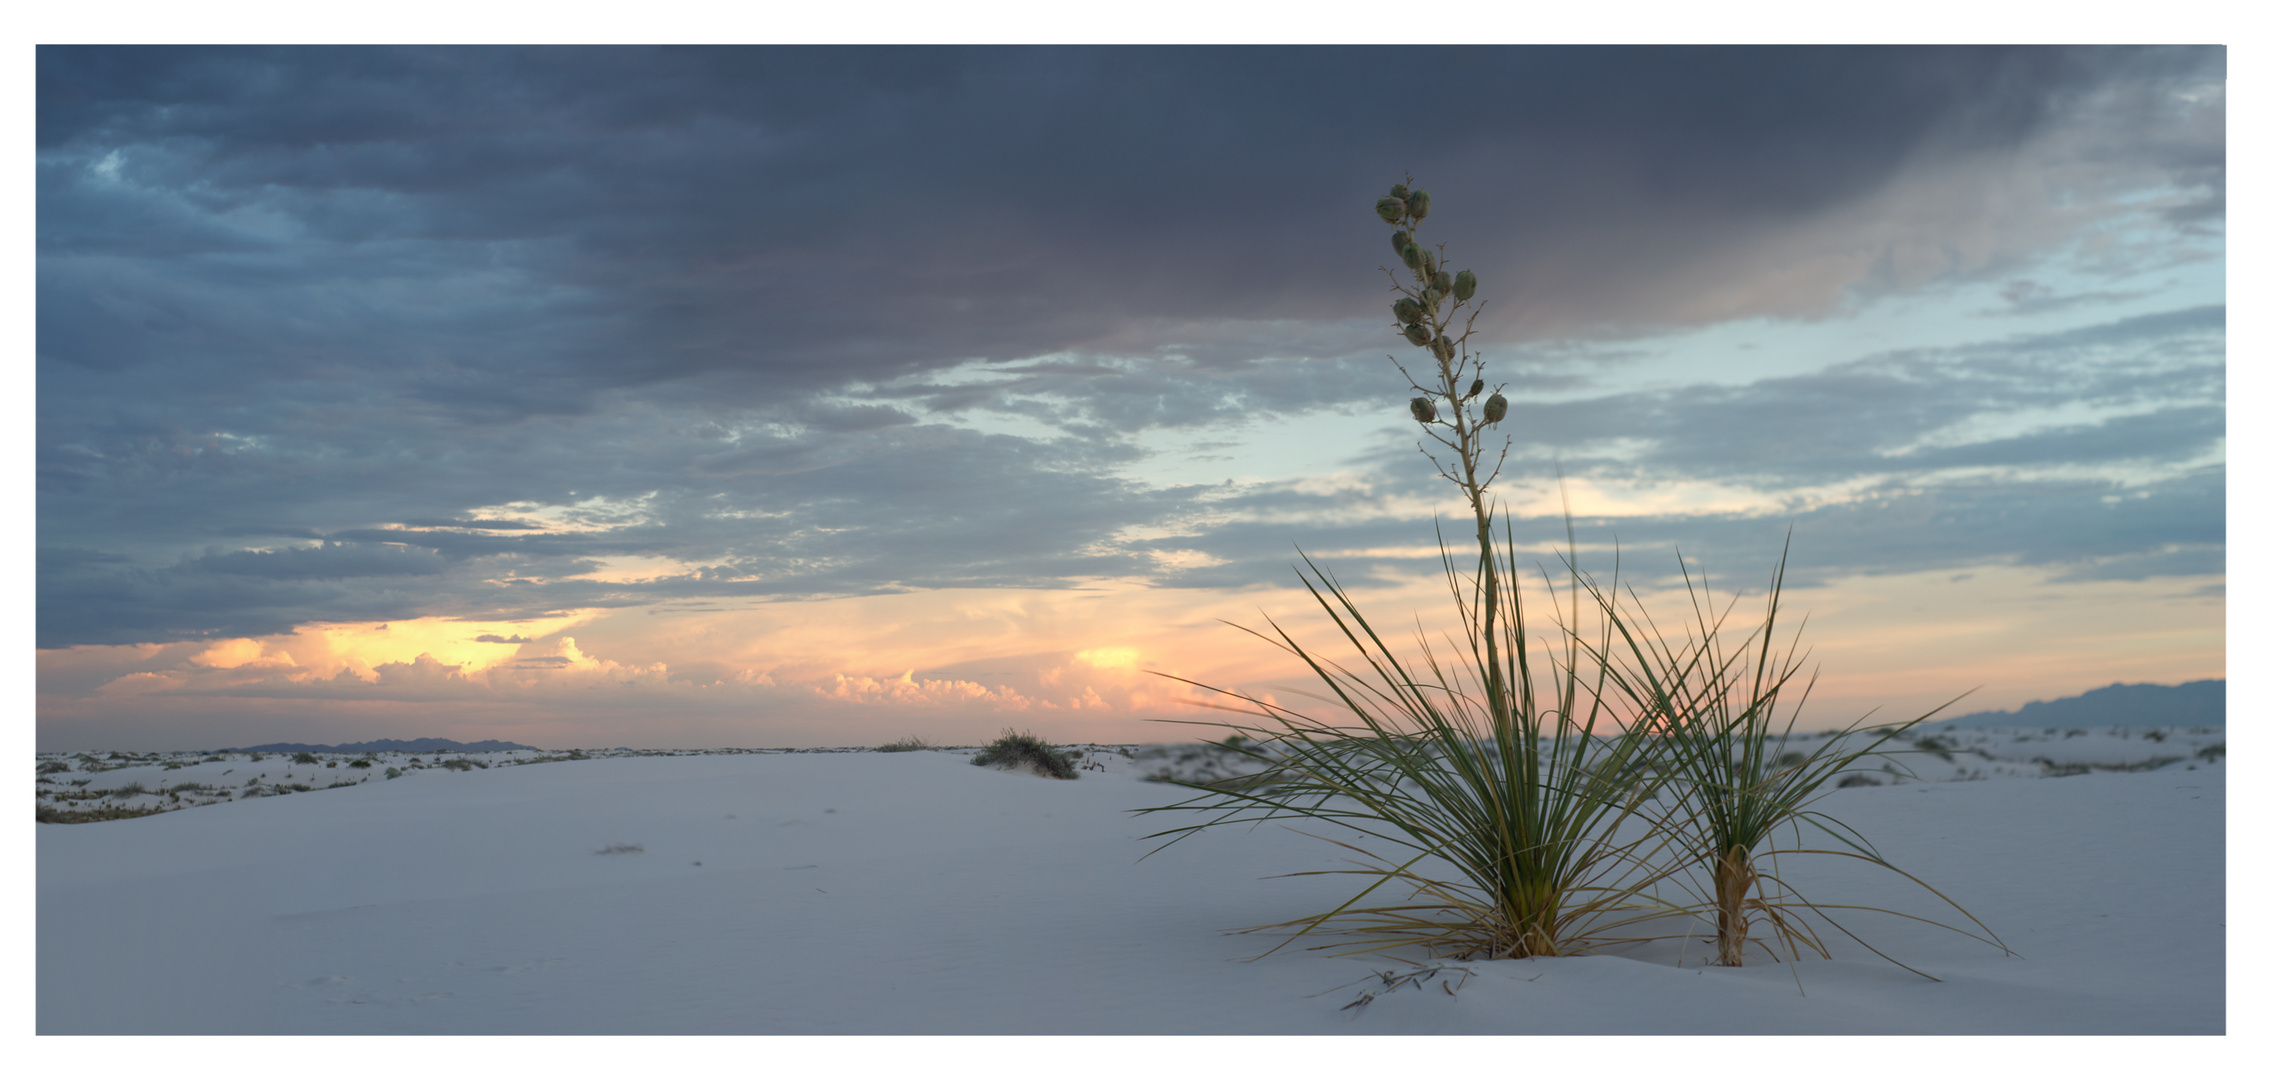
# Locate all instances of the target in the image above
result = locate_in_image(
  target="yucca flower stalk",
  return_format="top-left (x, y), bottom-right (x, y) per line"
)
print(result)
top-left (1139, 180), bottom-right (1692, 959)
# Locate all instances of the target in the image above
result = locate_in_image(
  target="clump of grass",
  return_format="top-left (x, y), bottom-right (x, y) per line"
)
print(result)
top-left (973, 730), bottom-right (1078, 779)
top-left (876, 735), bottom-right (933, 753)
top-left (595, 843), bottom-right (644, 855)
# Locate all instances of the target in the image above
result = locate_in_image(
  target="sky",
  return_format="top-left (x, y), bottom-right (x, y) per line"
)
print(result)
top-left (32, 44), bottom-right (2227, 751)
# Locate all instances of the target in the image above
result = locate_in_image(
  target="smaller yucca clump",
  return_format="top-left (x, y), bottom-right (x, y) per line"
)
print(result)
top-left (876, 735), bottom-right (932, 753)
top-left (973, 729), bottom-right (1078, 779)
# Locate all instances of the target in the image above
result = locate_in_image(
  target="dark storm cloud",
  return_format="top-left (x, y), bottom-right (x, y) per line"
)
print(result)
top-left (39, 46), bottom-right (2222, 393)
top-left (37, 46), bottom-right (2225, 648)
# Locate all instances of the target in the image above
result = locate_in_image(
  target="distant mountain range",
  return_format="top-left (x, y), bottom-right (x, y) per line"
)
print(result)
top-left (214, 738), bottom-right (540, 754)
top-left (1931, 680), bottom-right (2224, 730)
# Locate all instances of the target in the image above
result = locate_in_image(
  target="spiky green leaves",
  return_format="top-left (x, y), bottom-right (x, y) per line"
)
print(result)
top-left (1482, 392), bottom-right (1508, 424)
top-left (1409, 396), bottom-right (1438, 423)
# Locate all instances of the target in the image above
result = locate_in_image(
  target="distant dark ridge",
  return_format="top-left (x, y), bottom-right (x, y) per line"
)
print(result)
top-left (213, 738), bottom-right (540, 754)
top-left (1934, 680), bottom-right (2224, 730)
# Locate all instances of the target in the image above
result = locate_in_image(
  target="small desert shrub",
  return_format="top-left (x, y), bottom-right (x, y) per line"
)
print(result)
top-left (2196, 743), bottom-right (2225, 762)
top-left (876, 735), bottom-right (932, 752)
top-left (38, 761), bottom-right (69, 775)
top-left (384, 767), bottom-right (403, 779)
top-left (349, 758), bottom-right (372, 768)
top-left (595, 843), bottom-right (644, 855)
top-left (292, 752), bottom-right (319, 764)
top-left (163, 761), bottom-right (185, 770)
top-left (973, 730), bottom-right (1078, 779)
top-left (440, 758), bottom-right (486, 771)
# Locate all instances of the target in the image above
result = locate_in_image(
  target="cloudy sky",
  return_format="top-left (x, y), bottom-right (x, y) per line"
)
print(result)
top-left (34, 45), bottom-right (2225, 751)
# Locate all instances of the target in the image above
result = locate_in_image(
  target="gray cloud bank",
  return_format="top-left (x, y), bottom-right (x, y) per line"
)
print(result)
top-left (37, 46), bottom-right (2224, 649)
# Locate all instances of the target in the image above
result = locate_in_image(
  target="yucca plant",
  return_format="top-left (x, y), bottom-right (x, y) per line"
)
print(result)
top-left (1141, 179), bottom-right (1691, 958)
top-left (1143, 532), bottom-right (1698, 959)
top-left (1146, 176), bottom-right (2002, 979)
top-left (1578, 542), bottom-right (2009, 974)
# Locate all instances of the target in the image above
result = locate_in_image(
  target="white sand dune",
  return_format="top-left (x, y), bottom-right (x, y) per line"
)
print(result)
top-left (36, 734), bottom-right (2224, 1036)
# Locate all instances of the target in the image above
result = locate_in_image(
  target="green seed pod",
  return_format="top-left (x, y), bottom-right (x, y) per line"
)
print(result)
top-left (1402, 322), bottom-right (1433, 346)
top-left (1400, 243), bottom-right (1424, 270)
top-left (1375, 196), bottom-right (1407, 224)
top-left (1454, 269), bottom-right (1477, 302)
top-left (1390, 183), bottom-right (1410, 201)
top-left (1390, 229), bottom-right (1411, 256)
top-left (1393, 297), bottom-right (1424, 325)
top-left (1469, 378), bottom-right (1484, 397)
top-left (1421, 285), bottom-right (1444, 310)
top-left (1482, 392), bottom-right (1508, 425)
top-left (1419, 248), bottom-right (1439, 275)
top-left (1409, 396), bottom-right (1437, 424)
top-left (1406, 189), bottom-right (1431, 220)
top-left (1431, 335), bottom-right (1455, 361)
top-left (1431, 270), bottom-right (1454, 295)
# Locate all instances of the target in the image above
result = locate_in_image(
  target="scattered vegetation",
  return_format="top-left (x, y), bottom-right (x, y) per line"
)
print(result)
top-left (876, 735), bottom-right (933, 752)
top-left (38, 804), bottom-right (172, 824)
top-left (595, 843), bottom-right (645, 855)
top-left (972, 730), bottom-right (1078, 779)
top-left (292, 752), bottom-right (319, 764)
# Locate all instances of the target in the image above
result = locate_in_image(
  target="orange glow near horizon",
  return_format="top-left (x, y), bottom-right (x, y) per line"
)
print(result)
top-left (36, 561), bottom-right (2222, 752)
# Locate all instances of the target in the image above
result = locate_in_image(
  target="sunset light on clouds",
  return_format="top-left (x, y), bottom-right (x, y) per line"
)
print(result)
top-left (35, 45), bottom-right (2225, 751)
